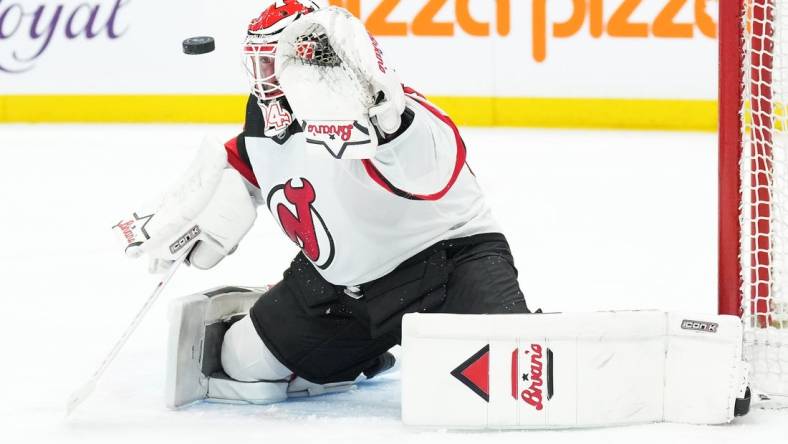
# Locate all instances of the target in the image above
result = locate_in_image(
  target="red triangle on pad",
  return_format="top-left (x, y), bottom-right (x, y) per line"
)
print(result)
top-left (450, 345), bottom-right (490, 402)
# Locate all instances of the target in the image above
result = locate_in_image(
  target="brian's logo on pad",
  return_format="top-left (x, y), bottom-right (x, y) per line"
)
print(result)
top-left (515, 344), bottom-right (554, 411)
top-left (306, 123), bottom-right (354, 142)
top-left (451, 343), bottom-right (555, 408)
top-left (113, 212), bottom-right (154, 252)
top-left (303, 120), bottom-right (375, 159)
top-left (450, 345), bottom-right (490, 402)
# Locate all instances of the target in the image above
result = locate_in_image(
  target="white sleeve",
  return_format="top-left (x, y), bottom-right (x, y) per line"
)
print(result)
top-left (368, 99), bottom-right (462, 199)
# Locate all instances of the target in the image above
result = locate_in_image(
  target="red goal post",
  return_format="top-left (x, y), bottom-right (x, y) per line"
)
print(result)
top-left (719, 0), bottom-right (788, 400)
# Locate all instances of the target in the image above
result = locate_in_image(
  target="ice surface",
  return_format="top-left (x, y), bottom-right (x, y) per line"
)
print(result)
top-left (0, 124), bottom-right (785, 442)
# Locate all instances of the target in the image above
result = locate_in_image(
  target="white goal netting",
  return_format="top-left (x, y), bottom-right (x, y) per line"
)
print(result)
top-left (740, 0), bottom-right (788, 399)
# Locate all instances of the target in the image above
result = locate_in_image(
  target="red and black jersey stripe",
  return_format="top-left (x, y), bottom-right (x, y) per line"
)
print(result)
top-left (225, 135), bottom-right (259, 188)
top-left (362, 87), bottom-right (467, 201)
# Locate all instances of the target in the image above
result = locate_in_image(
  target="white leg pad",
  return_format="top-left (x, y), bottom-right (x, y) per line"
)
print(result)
top-left (401, 311), bottom-right (749, 429)
top-left (165, 286), bottom-right (362, 408)
top-left (221, 316), bottom-right (292, 382)
top-left (165, 286), bottom-right (272, 409)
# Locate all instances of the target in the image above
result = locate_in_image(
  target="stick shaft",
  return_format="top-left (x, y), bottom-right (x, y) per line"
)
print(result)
top-left (66, 254), bottom-right (188, 415)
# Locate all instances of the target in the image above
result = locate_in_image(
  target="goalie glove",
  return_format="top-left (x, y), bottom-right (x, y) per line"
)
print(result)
top-left (113, 138), bottom-right (258, 273)
top-left (275, 6), bottom-right (406, 159)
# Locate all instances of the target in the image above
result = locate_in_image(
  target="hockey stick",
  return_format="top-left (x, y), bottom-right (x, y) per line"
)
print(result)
top-left (66, 252), bottom-right (189, 416)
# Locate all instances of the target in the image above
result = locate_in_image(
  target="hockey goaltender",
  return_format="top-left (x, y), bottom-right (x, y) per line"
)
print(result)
top-left (112, 0), bottom-right (752, 429)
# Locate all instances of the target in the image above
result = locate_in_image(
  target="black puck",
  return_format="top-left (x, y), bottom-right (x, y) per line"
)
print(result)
top-left (183, 36), bottom-right (216, 55)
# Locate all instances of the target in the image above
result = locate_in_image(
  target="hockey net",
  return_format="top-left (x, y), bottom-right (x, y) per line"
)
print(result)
top-left (720, 0), bottom-right (788, 401)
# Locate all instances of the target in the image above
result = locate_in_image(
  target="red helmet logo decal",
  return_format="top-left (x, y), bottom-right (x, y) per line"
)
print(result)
top-left (249, 0), bottom-right (315, 33)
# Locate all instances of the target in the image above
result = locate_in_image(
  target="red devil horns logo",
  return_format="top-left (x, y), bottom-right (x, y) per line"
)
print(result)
top-left (268, 178), bottom-right (335, 269)
top-left (249, 0), bottom-right (315, 33)
top-left (278, 179), bottom-right (319, 261)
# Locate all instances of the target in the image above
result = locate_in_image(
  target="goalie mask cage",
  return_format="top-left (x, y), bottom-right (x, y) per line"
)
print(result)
top-left (720, 0), bottom-right (788, 399)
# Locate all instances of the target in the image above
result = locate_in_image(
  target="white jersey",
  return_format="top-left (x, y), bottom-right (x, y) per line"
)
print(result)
top-left (226, 91), bottom-right (500, 286)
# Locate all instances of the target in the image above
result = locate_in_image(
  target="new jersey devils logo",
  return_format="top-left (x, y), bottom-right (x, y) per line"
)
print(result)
top-left (267, 178), bottom-right (335, 269)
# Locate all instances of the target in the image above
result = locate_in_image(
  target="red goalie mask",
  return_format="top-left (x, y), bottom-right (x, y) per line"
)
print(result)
top-left (244, 0), bottom-right (320, 104)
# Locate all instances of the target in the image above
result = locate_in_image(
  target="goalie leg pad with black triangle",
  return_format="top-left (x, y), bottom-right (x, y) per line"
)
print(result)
top-left (401, 311), bottom-right (750, 428)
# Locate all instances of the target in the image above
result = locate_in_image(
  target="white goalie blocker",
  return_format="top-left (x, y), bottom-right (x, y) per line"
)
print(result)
top-left (401, 311), bottom-right (751, 428)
